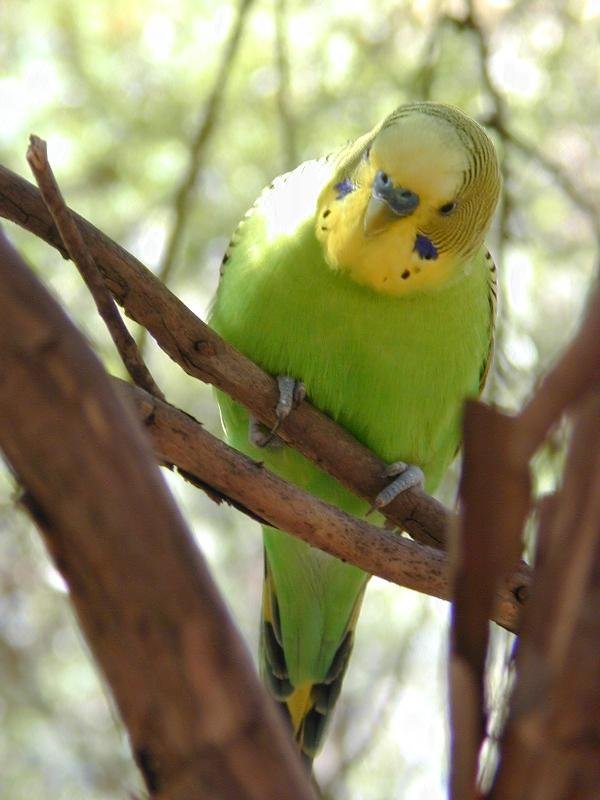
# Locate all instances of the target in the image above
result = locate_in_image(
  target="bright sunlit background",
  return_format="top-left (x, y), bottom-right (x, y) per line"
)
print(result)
top-left (1, 1), bottom-right (599, 798)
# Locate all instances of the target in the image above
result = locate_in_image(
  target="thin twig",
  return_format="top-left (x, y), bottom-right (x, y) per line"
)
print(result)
top-left (274, 0), bottom-right (298, 171)
top-left (462, 1), bottom-right (600, 246)
top-left (412, 2), bottom-right (447, 100)
top-left (516, 275), bottom-right (600, 461)
top-left (508, 131), bottom-right (600, 243)
top-left (26, 136), bottom-right (164, 400)
top-left (155, 0), bottom-right (255, 291)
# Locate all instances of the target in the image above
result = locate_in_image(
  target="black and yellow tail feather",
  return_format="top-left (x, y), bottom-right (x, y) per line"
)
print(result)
top-left (260, 552), bottom-right (365, 765)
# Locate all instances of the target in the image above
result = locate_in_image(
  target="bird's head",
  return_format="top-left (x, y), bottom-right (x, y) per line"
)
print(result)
top-left (316, 103), bottom-right (501, 296)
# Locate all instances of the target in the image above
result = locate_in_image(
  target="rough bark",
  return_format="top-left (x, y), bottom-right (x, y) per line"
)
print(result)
top-left (0, 229), bottom-right (315, 800)
top-left (120, 380), bottom-right (528, 632)
top-left (448, 276), bottom-right (600, 799)
top-left (489, 391), bottom-right (600, 800)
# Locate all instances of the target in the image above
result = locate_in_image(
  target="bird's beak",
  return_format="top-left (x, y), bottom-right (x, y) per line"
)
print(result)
top-left (364, 173), bottom-right (419, 236)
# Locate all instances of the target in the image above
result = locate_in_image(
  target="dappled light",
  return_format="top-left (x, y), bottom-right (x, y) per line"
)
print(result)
top-left (0, 1), bottom-right (599, 798)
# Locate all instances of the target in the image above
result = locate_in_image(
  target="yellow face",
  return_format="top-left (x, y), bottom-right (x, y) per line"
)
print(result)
top-left (316, 103), bottom-right (501, 296)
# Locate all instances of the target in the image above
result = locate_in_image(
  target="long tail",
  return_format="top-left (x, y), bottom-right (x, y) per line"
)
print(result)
top-left (259, 552), bottom-right (366, 765)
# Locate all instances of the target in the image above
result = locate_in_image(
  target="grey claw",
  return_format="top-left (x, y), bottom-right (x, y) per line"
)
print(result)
top-left (249, 376), bottom-right (305, 449)
top-left (249, 415), bottom-right (284, 449)
top-left (275, 376), bottom-right (306, 421)
top-left (383, 460), bottom-right (410, 478)
top-left (374, 463), bottom-right (425, 509)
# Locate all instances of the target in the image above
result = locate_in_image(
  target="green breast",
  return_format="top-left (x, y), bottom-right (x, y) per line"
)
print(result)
top-left (210, 211), bottom-right (492, 497)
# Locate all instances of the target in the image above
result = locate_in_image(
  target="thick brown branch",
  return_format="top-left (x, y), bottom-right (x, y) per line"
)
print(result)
top-left (449, 270), bottom-right (600, 798)
top-left (449, 405), bottom-right (530, 800)
top-left (25, 136), bottom-right (164, 399)
top-left (119, 380), bottom-right (528, 633)
top-left (0, 162), bottom-right (448, 548)
top-left (489, 391), bottom-right (600, 799)
top-left (0, 229), bottom-right (315, 800)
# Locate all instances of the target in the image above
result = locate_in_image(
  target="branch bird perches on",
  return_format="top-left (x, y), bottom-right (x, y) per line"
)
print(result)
top-left (0, 160), bottom-right (530, 629)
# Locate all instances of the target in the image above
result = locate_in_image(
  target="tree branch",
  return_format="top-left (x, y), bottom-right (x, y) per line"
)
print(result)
top-left (0, 162), bottom-right (449, 549)
top-left (155, 0), bottom-right (256, 290)
top-left (449, 405), bottom-right (530, 800)
top-left (274, 0), bottom-right (298, 171)
top-left (26, 135), bottom-right (164, 399)
top-left (516, 278), bottom-right (600, 461)
top-left (490, 390), bottom-right (600, 799)
top-left (118, 379), bottom-right (528, 632)
top-left (0, 228), bottom-right (315, 800)
top-left (449, 269), bottom-right (600, 798)
top-left (462, 1), bottom-right (600, 247)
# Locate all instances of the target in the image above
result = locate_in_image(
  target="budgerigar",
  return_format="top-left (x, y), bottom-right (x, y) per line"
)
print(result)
top-left (209, 102), bottom-right (501, 764)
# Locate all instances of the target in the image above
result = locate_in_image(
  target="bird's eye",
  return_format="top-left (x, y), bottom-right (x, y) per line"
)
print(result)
top-left (379, 172), bottom-right (389, 185)
top-left (439, 201), bottom-right (457, 215)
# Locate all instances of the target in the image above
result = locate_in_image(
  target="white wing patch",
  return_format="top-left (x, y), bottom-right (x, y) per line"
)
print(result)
top-left (219, 157), bottom-right (333, 279)
top-left (259, 158), bottom-right (333, 242)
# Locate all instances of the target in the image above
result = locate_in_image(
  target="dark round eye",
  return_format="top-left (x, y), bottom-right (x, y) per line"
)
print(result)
top-left (379, 172), bottom-right (389, 184)
top-left (439, 201), bottom-right (457, 215)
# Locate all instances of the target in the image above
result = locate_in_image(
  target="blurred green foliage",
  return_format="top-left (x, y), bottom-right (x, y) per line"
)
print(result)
top-left (0, 0), bottom-right (599, 798)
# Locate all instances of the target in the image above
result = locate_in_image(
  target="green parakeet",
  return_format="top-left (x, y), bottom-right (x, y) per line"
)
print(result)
top-left (209, 102), bottom-right (501, 763)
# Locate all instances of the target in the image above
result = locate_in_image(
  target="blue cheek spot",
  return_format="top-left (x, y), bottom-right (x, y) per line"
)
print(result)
top-left (335, 179), bottom-right (355, 199)
top-left (414, 234), bottom-right (438, 261)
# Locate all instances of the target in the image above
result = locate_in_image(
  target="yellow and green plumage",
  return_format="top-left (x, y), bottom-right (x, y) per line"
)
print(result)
top-left (209, 102), bottom-right (501, 762)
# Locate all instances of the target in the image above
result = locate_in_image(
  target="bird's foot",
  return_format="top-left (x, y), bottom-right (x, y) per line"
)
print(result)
top-left (249, 415), bottom-right (285, 448)
top-left (275, 375), bottom-right (306, 422)
top-left (372, 461), bottom-right (425, 510)
top-left (249, 376), bottom-right (306, 449)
